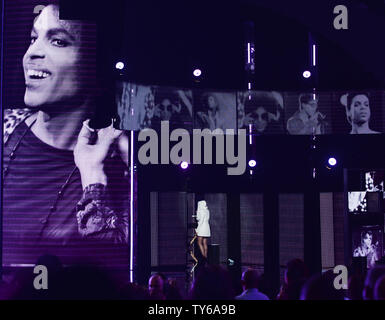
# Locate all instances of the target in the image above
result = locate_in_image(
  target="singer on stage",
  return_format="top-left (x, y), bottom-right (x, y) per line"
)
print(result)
top-left (195, 200), bottom-right (211, 259)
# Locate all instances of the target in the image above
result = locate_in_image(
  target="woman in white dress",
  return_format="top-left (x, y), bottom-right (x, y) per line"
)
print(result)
top-left (195, 200), bottom-right (211, 258)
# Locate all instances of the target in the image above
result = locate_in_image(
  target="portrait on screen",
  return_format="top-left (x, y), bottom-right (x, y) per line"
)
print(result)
top-left (352, 227), bottom-right (382, 268)
top-left (339, 91), bottom-right (383, 134)
top-left (116, 83), bottom-right (193, 131)
top-left (2, 2), bottom-right (129, 267)
top-left (193, 91), bottom-right (236, 131)
top-left (116, 82), bottom-right (149, 131)
top-left (365, 171), bottom-right (384, 193)
top-left (285, 92), bottom-right (331, 135)
top-left (348, 191), bottom-right (368, 214)
top-left (237, 91), bottom-right (284, 134)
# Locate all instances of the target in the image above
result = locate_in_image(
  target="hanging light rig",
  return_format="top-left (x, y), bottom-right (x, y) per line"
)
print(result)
top-left (244, 21), bottom-right (255, 142)
top-left (244, 21), bottom-right (255, 94)
top-left (243, 22), bottom-right (256, 176)
top-left (308, 32), bottom-right (318, 180)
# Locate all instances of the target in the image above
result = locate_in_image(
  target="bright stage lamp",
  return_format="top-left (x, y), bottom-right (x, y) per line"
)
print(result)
top-left (248, 160), bottom-right (257, 168)
top-left (115, 62), bottom-right (125, 70)
top-left (303, 70), bottom-right (311, 78)
top-left (180, 161), bottom-right (189, 170)
top-left (193, 69), bottom-right (202, 77)
top-left (328, 157), bottom-right (337, 166)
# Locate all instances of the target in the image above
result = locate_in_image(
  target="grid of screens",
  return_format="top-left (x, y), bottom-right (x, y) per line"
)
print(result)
top-left (117, 82), bottom-right (385, 135)
top-left (348, 170), bottom-right (385, 268)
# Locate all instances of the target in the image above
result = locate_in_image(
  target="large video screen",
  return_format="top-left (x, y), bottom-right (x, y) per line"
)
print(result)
top-left (2, 1), bottom-right (130, 268)
top-left (117, 83), bottom-right (385, 135)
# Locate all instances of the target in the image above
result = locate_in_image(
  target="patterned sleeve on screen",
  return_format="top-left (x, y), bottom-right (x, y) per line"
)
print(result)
top-left (76, 183), bottom-right (129, 243)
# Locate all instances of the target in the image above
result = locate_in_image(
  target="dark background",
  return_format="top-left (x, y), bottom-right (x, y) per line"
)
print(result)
top-left (58, 0), bottom-right (385, 91)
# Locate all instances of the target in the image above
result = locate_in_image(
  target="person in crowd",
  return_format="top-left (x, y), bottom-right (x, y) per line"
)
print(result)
top-left (300, 270), bottom-right (345, 300)
top-left (189, 265), bottom-right (235, 300)
top-left (363, 265), bottom-right (385, 300)
top-left (277, 258), bottom-right (309, 300)
top-left (164, 278), bottom-right (183, 300)
top-left (148, 273), bottom-right (183, 300)
top-left (148, 273), bottom-right (167, 300)
top-left (56, 264), bottom-right (120, 300)
top-left (347, 274), bottom-right (365, 300)
top-left (5, 261), bottom-right (119, 300)
top-left (374, 274), bottom-right (385, 300)
top-left (118, 282), bottom-right (150, 300)
top-left (235, 268), bottom-right (269, 300)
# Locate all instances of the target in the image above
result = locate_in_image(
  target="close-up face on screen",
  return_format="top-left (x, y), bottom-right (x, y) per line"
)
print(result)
top-left (1, 0), bottom-right (385, 305)
top-left (23, 5), bottom-right (84, 107)
top-left (2, 1), bottom-right (130, 278)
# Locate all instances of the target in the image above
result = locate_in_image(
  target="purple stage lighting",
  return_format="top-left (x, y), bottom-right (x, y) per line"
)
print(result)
top-left (328, 157), bottom-right (337, 166)
top-left (193, 69), bottom-right (202, 77)
top-left (303, 70), bottom-right (311, 78)
top-left (248, 160), bottom-right (257, 168)
top-left (180, 161), bottom-right (189, 169)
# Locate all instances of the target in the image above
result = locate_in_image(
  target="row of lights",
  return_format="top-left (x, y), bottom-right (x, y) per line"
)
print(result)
top-left (116, 36), bottom-right (316, 81)
top-left (178, 157), bottom-right (337, 171)
top-left (116, 62), bottom-right (314, 81)
top-left (116, 61), bottom-right (203, 79)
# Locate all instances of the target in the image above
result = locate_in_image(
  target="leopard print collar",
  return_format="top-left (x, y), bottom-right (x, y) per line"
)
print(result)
top-left (3, 108), bottom-right (33, 145)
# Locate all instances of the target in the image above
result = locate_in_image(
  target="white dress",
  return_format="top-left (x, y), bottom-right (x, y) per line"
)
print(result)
top-left (195, 201), bottom-right (211, 237)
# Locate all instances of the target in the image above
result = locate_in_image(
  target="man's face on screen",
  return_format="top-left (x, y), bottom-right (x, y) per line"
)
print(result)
top-left (207, 95), bottom-right (218, 114)
top-left (350, 94), bottom-right (370, 125)
top-left (302, 99), bottom-right (318, 117)
top-left (363, 233), bottom-right (372, 248)
top-left (251, 107), bottom-right (268, 133)
top-left (23, 5), bottom-right (83, 107)
top-left (159, 99), bottom-right (172, 120)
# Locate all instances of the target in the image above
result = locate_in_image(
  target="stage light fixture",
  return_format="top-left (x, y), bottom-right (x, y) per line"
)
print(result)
top-left (115, 62), bottom-right (125, 70)
top-left (193, 69), bottom-right (202, 77)
top-left (248, 159), bottom-right (257, 168)
top-left (180, 161), bottom-right (189, 170)
top-left (303, 70), bottom-right (311, 78)
top-left (326, 157), bottom-right (338, 170)
top-left (328, 157), bottom-right (337, 166)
